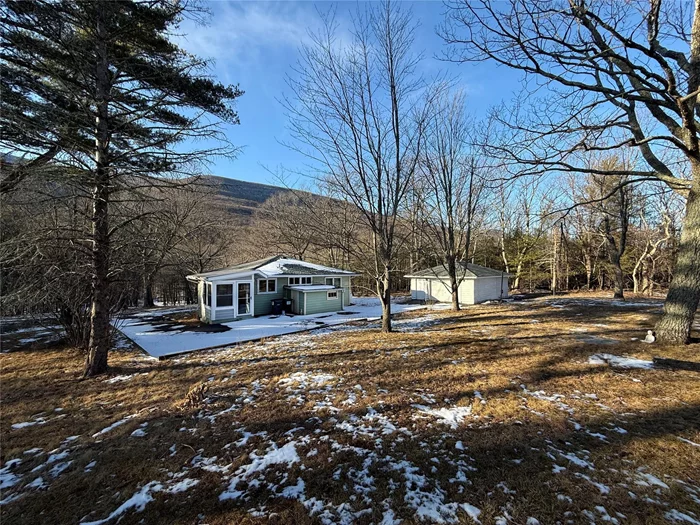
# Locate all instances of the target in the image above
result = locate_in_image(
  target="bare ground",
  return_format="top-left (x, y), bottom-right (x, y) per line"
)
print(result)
top-left (1, 293), bottom-right (699, 525)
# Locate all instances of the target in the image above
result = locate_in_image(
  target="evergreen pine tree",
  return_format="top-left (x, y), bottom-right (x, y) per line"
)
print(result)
top-left (1, 0), bottom-right (243, 376)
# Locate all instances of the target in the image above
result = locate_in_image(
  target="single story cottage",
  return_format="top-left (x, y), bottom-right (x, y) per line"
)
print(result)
top-left (405, 262), bottom-right (510, 305)
top-left (186, 256), bottom-right (358, 323)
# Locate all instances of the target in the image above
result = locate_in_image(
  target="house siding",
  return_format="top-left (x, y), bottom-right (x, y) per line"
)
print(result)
top-left (411, 276), bottom-right (508, 305)
top-left (254, 278), bottom-right (283, 316)
top-left (304, 289), bottom-right (343, 315)
top-left (341, 276), bottom-right (351, 306)
top-left (283, 289), bottom-right (299, 315)
top-left (311, 276), bottom-right (352, 306)
top-left (411, 277), bottom-right (472, 304)
top-left (214, 312), bottom-right (240, 323)
top-left (297, 290), bottom-right (306, 314)
top-left (473, 276), bottom-right (509, 303)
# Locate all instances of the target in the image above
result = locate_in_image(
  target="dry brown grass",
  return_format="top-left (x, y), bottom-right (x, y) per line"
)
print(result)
top-left (1, 293), bottom-right (699, 525)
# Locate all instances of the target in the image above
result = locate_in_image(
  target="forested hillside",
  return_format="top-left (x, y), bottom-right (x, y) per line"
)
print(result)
top-left (200, 175), bottom-right (293, 220)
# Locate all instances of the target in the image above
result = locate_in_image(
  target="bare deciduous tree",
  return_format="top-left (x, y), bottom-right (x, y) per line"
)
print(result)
top-left (586, 170), bottom-right (634, 300)
top-left (442, 0), bottom-right (700, 343)
top-left (418, 91), bottom-right (485, 310)
top-left (497, 176), bottom-right (552, 291)
top-left (284, 2), bottom-right (431, 331)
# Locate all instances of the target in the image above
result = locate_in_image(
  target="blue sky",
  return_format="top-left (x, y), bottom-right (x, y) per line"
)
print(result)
top-left (177, 1), bottom-right (521, 188)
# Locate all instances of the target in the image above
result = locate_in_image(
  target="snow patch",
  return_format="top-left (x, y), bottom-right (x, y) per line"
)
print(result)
top-left (665, 510), bottom-right (700, 525)
top-left (279, 372), bottom-right (336, 390)
top-left (588, 353), bottom-right (653, 369)
top-left (220, 441), bottom-right (301, 500)
top-left (92, 414), bottom-right (139, 437)
top-left (104, 374), bottom-right (142, 384)
top-left (461, 503), bottom-right (481, 523)
top-left (80, 476), bottom-right (199, 525)
top-left (413, 404), bottom-right (472, 429)
top-left (0, 460), bottom-right (22, 489)
top-left (635, 470), bottom-right (669, 489)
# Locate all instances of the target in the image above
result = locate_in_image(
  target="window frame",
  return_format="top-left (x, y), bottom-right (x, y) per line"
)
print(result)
top-left (216, 283), bottom-right (234, 308)
top-left (289, 276), bottom-right (312, 285)
top-left (325, 277), bottom-right (341, 288)
top-left (205, 283), bottom-right (212, 307)
top-left (258, 278), bottom-right (277, 294)
top-left (327, 290), bottom-right (339, 300)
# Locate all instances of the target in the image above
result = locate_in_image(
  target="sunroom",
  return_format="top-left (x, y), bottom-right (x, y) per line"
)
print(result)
top-left (199, 279), bottom-right (254, 323)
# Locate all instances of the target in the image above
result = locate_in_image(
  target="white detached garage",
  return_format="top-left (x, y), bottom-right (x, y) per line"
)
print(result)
top-left (406, 262), bottom-right (510, 305)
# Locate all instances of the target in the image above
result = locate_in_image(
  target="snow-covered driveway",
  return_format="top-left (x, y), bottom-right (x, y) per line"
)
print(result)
top-left (116, 298), bottom-right (427, 358)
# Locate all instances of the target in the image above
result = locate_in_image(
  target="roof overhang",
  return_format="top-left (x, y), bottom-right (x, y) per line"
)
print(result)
top-left (404, 273), bottom-right (513, 279)
top-left (405, 274), bottom-right (475, 280)
top-left (287, 284), bottom-right (337, 291)
top-left (186, 270), bottom-right (255, 282)
top-left (187, 270), bottom-right (359, 282)
top-left (258, 270), bottom-right (359, 278)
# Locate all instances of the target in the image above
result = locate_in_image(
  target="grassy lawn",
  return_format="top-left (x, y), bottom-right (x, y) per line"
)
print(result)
top-left (1, 293), bottom-right (699, 524)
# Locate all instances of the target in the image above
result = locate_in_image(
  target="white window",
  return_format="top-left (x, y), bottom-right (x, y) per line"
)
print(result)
top-left (289, 277), bottom-right (312, 285)
top-left (327, 290), bottom-right (338, 300)
top-left (325, 277), bottom-right (341, 288)
top-left (205, 283), bottom-right (212, 306)
top-left (258, 279), bottom-right (276, 294)
top-left (217, 284), bottom-right (233, 307)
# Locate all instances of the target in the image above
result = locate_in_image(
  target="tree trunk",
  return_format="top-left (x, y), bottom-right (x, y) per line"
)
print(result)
top-left (448, 258), bottom-right (460, 311)
top-left (84, 6), bottom-right (111, 378)
top-left (642, 269), bottom-right (652, 295)
top-left (604, 227), bottom-right (625, 300)
top-left (585, 254), bottom-right (593, 290)
top-left (513, 259), bottom-right (524, 290)
top-left (379, 264), bottom-right (392, 333)
top-left (450, 284), bottom-right (459, 311)
top-left (500, 231), bottom-right (510, 274)
top-left (144, 281), bottom-right (154, 308)
top-left (381, 292), bottom-right (391, 332)
top-left (551, 228), bottom-right (558, 294)
top-left (84, 172), bottom-right (110, 377)
top-left (141, 273), bottom-right (155, 308)
top-left (611, 257), bottom-right (625, 300)
top-left (656, 185), bottom-right (700, 343)
top-left (184, 276), bottom-right (195, 304)
top-left (583, 233), bottom-right (596, 291)
top-left (613, 265), bottom-right (625, 301)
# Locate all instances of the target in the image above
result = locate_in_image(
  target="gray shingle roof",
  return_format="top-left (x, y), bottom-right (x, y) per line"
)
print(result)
top-left (265, 262), bottom-right (351, 276)
top-left (187, 256), bottom-right (357, 280)
top-left (188, 255), bottom-right (282, 279)
top-left (406, 262), bottom-right (509, 279)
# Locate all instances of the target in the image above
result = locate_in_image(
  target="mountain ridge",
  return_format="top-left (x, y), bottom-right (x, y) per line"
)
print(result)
top-left (200, 174), bottom-right (297, 220)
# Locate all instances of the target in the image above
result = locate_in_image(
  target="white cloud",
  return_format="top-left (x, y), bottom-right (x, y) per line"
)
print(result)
top-left (176, 2), bottom-right (319, 64)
